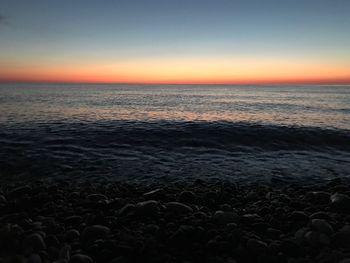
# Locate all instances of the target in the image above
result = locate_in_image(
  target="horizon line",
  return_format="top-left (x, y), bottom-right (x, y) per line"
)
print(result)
top-left (1, 79), bottom-right (350, 86)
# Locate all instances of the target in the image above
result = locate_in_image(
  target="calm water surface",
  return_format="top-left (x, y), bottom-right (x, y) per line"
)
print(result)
top-left (0, 83), bottom-right (350, 128)
top-left (0, 83), bottom-right (349, 183)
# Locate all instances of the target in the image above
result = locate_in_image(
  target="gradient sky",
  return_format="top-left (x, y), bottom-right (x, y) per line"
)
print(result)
top-left (1, 0), bottom-right (350, 84)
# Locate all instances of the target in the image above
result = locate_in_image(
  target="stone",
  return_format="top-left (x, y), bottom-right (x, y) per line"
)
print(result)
top-left (331, 193), bottom-right (350, 212)
top-left (310, 211), bottom-right (331, 220)
top-left (304, 230), bottom-right (330, 247)
top-left (118, 204), bottom-right (135, 216)
top-left (9, 185), bottom-right (31, 197)
top-left (143, 188), bottom-right (165, 199)
top-left (178, 191), bottom-right (196, 204)
top-left (27, 254), bottom-right (42, 263)
top-left (25, 233), bottom-right (46, 251)
top-left (65, 229), bottom-right (80, 241)
top-left (212, 211), bottom-right (239, 225)
top-left (333, 225), bottom-right (350, 248)
top-left (59, 244), bottom-right (71, 261)
top-left (64, 216), bottom-right (83, 225)
top-left (0, 195), bottom-right (7, 203)
top-left (290, 211), bottom-right (309, 222)
top-left (280, 239), bottom-right (302, 257)
top-left (135, 200), bottom-right (159, 216)
top-left (165, 202), bottom-right (193, 214)
top-left (69, 254), bottom-right (93, 263)
top-left (311, 219), bottom-right (334, 236)
top-left (305, 191), bottom-right (330, 204)
top-left (246, 238), bottom-right (268, 254)
top-left (81, 225), bottom-right (110, 243)
top-left (87, 194), bottom-right (107, 202)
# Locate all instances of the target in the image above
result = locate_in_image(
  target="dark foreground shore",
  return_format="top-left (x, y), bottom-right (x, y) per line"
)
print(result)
top-left (1, 178), bottom-right (350, 263)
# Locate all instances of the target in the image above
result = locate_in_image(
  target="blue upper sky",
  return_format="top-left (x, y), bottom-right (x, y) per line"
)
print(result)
top-left (1, 0), bottom-right (350, 83)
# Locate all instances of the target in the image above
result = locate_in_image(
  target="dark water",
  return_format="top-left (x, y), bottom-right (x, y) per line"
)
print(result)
top-left (0, 83), bottom-right (349, 183)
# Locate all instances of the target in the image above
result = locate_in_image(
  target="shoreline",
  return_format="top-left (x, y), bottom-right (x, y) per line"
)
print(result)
top-left (1, 178), bottom-right (350, 262)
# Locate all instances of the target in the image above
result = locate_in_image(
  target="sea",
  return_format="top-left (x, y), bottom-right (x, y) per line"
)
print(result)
top-left (0, 83), bottom-right (349, 184)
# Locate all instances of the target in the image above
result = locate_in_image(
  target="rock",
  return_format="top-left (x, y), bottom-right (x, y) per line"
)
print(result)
top-left (169, 225), bottom-right (196, 244)
top-left (25, 233), bottom-right (46, 251)
top-left (0, 195), bottom-right (7, 203)
top-left (212, 211), bottom-right (239, 225)
top-left (65, 229), bottom-right (80, 241)
top-left (246, 238), bottom-right (268, 254)
top-left (165, 202), bottom-right (193, 214)
top-left (280, 239), bottom-right (303, 257)
top-left (219, 203), bottom-right (232, 211)
top-left (118, 204), bottom-right (135, 216)
top-left (135, 200), bottom-right (159, 216)
top-left (241, 214), bottom-right (262, 224)
top-left (9, 185), bottom-right (31, 197)
top-left (45, 235), bottom-right (59, 247)
top-left (59, 244), bottom-right (71, 261)
top-left (311, 219), bottom-right (334, 236)
top-left (64, 216), bottom-right (83, 225)
top-left (81, 225), bottom-right (110, 243)
top-left (290, 211), bottom-right (309, 222)
top-left (27, 254), bottom-right (42, 263)
top-left (87, 194), bottom-right (107, 202)
top-left (310, 211), bottom-right (331, 220)
top-left (331, 193), bottom-right (350, 212)
top-left (305, 191), bottom-right (330, 204)
top-left (143, 188), bottom-right (165, 199)
top-left (304, 230), bottom-right (330, 247)
top-left (178, 191), bottom-right (196, 204)
top-left (69, 254), bottom-right (93, 263)
top-left (333, 225), bottom-right (350, 248)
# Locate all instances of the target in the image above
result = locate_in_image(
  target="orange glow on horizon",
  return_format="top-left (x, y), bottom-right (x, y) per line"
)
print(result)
top-left (1, 57), bottom-right (350, 84)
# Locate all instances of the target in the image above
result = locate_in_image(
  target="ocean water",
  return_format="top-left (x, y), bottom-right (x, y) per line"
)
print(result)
top-left (0, 83), bottom-right (349, 183)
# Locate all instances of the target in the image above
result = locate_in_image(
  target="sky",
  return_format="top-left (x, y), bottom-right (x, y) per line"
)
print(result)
top-left (0, 0), bottom-right (350, 84)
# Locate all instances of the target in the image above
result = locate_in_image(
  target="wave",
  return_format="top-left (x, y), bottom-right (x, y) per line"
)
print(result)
top-left (1, 120), bottom-right (350, 151)
top-left (0, 121), bottom-right (349, 183)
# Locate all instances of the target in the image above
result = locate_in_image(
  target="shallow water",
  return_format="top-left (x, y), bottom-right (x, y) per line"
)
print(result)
top-left (0, 83), bottom-right (349, 183)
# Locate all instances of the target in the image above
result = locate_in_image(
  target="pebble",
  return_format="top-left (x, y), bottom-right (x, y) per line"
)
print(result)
top-left (87, 194), bottom-right (107, 202)
top-left (246, 238), bottom-right (268, 254)
top-left (9, 185), bottom-right (32, 197)
top-left (331, 193), bottom-right (350, 212)
top-left (135, 200), bottom-right (159, 216)
top-left (165, 202), bottom-right (193, 213)
top-left (305, 191), bottom-right (330, 204)
top-left (290, 211), bottom-right (309, 222)
top-left (311, 219), bottom-right (334, 236)
top-left (178, 191), bottom-right (196, 204)
top-left (143, 188), bottom-right (165, 199)
top-left (25, 233), bottom-right (46, 251)
top-left (333, 225), bottom-right (350, 248)
top-left (212, 211), bottom-right (239, 225)
top-left (69, 254), bottom-right (93, 263)
top-left (65, 229), bottom-right (80, 241)
top-left (81, 225), bottom-right (110, 244)
top-left (304, 230), bottom-right (330, 247)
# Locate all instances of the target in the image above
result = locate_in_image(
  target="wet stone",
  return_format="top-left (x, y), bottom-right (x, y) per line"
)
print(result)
top-left (311, 219), bottom-right (334, 236)
top-left (25, 233), bottom-right (46, 251)
top-left (135, 200), bottom-right (159, 216)
top-left (178, 191), bottom-right (196, 204)
top-left (331, 193), bottom-right (350, 212)
top-left (81, 225), bottom-right (110, 244)
top-left (212, 211), bottom-right (239, 225)
top-left (246, 238), bottom-right (268, 254)
top-left (69, 254), bottom-right (93, 263)
top-left (165, 202), bottom-right (193, 214)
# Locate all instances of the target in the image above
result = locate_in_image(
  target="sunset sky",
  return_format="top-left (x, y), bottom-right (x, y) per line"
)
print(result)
top-left (1, 0), bottom-right (350, 84)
